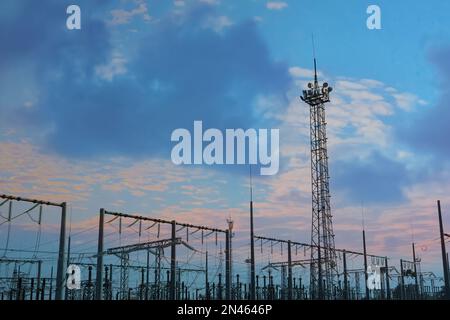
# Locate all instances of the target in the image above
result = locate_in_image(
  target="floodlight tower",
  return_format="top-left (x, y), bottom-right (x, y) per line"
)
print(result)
top-left (300, 59), bottom-right (338, 300)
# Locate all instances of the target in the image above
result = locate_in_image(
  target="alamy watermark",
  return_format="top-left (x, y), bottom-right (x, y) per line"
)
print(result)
top-left (170, 121), bottom-right (279, 176)
top-left (66, 264), bottom-right (81, 290)
top-left (65, 5), bottom-right (381, 31)
top-left (367, 5), bottom-right (381, 30)
top-left (66, 5), bottom-right (81, 30)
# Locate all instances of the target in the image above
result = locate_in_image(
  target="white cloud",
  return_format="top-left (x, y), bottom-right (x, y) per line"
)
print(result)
top-left (392, 92), bottom-right (427, 111)
top-left (110, 1), bottom-right (151, 25)
top-left (174, 0), bottom-right (185, 7)
top-left (203, 15), bottom-right (233, 33)
top-left (289, 66), bottom-right (322, 79)
top-left (95, 54), bottom-right (127, 81)
top-left (266, 1), bottom-right (288, 10)
top-left (279, 71), bottom-right (429, 169)
top-left (198, 0), bottom-right (220, 5)
top-left (335, 80), bottom-right (368, 91)
top-left (360, 79), bottom-right (384, 88)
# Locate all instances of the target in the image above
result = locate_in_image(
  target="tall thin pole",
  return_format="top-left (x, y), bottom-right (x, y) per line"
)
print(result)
top-left (385, 257), bottom-right (390, 300)
top-left (225, 230), bottom-right (231, 300)
top-left (30, 278), bottom-right (34, 301)
top-left (95, 208), bottom-right (104, 300)
top-left (140, 268), bottom-right (145, 300)
top-left (438, 200), bottom-right (450, 299)
top-left (218, 273), bottom-right (223, 300)
top-left (287, 240), bottom-right (292, 300)
top-left (343, 250), bottom-right (348, 300)
top-left (55, 202), bottom-right (67, 300)
top-left (41, 278), bottom-right (45, 300)
top-left (17, 276), bottom-right (22, 300)
top-left (447, 252), bottom-right (450, 290)
top-left (104, 266), bottom-right (109, 301)
top-left (400, 259), bottom-right (405, 299)
top-left (249, 167), bottom-right (256, 300)
top-left (36, 260), bottom-right (42, 300)
top-left (205, 250), bottom-right (210, 300)
top-left (49, 266), bottom-right (54, 300)
top-left (229, 222), bottom-right (233, 287)
top-left (412, 243), bottom-right (419, 299)
top-left (170, 220), bottom-right (176, 300)
top-left (65, 235), bottom-right (71, 299)
top-left (109, 264), bottom-right (113, 300)
top-left (362, 229), bottom-right (369, 300)
top-left (146, 249), bottom-right (150, 300)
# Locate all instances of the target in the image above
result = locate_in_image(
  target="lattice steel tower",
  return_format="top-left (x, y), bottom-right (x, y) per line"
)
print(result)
top-left (300, 59), bottom-right (338, 299)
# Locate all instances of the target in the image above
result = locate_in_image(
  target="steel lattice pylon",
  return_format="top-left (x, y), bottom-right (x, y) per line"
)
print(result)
top-left (301, 59), bottom-right (338, 299)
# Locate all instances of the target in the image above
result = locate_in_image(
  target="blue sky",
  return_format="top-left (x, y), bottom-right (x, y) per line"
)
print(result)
top-left (1, 0), bottom-right (450, 280)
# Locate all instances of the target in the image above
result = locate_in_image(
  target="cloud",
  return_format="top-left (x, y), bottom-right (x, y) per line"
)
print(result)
top-left (109, 0), bottom-right (151, 25)
top-left (332, 151), bottom-right (409, 204)
top-left (289, 66), bottom-right (322, 79)
top-left (0, 140), bottom-right (227, 215)
top-left (0, 141), bottom-right (95, 203)
top-left (396, 46), bottom-right (450, 161)
top-left (198, 0), bottom-right (219, 5)
top-left (2, 0), bottom-right (448, 272)
top-left (1, 2), bottom-right (290, 160)
top-left (266, 2), bottom-right (288, 10)
top-left (392, 92), bottom-right (427, 111)
top-left (202, 15), bottom-right (233, 32)
top-left (95, 53), bottom-right (128, 81)
top-left (255, 68), bottom-right (432, 223)
top-left (174, 0), bottom-right (186, 7)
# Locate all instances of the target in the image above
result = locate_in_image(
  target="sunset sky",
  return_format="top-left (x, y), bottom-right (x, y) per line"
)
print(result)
top-left (1, 0), bottom-right (450, 278)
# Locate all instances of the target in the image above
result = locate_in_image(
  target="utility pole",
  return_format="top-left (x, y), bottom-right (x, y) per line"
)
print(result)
top-left (170, 220), bottom-right (176, 300)
top-left (363, 229), bottom-right (369, 300)
top-left (412, 243), bottom-right (419, 299)
top-left (65, 235), bottom-right (71, 299)
top-left (447, 252), bottom-right (449, 280)
top-left (249, 168), bottom-right (256, 300)
top-left (55, 202), bottom-right (67, 300)
top-left (146, 249), bottom-right (150, 300)
top-left (104, 266), bottom-right (109, 300)
top-left (343, 250), bottom-right (348, 300)
top-left (400, 259), bottom-right (405, 300)
top-left (385, 257), bottom-right (390, 300)
top-left (438, 200), bottom-right (450, 299)
top-left (50, 266), bottom-right (54, 300)
top-left (287, 240), bottom-right (292, 300)
top-left (140, 268), bottom-right (145, 300)
top-left (36, 260), bottom-right (42, 300)
top-left (225, 230), bottom-right (231, 300)
top-left (95, 208), bottom-right (104, 300)
top-left (205, 251), bottom-right (210, 300)
top-left (109, 264), bottom-right (113, 300)
top-left (227, 217), bottom-right (234, 294)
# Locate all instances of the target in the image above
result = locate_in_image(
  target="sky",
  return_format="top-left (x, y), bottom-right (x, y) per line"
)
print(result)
top-left (1, 0), bottom-right (450, 280)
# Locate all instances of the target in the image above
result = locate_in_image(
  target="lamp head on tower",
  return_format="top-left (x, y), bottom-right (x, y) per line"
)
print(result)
top-left (300, 58), bottom-right (333, 104)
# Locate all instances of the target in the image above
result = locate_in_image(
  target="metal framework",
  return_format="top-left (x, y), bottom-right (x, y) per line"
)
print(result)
top-left (300, 59), bottom-right (338, 299)
top-left (96, 209), bottom-right (229, 300)
top-left (106, 238), bottom-right (183, 299)
top-left (0, 194), bottom-right (66, 300)
top-left (254, 235), bottom-right (387, 299)
top-left (1, 192), bottom-right (446, 300)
